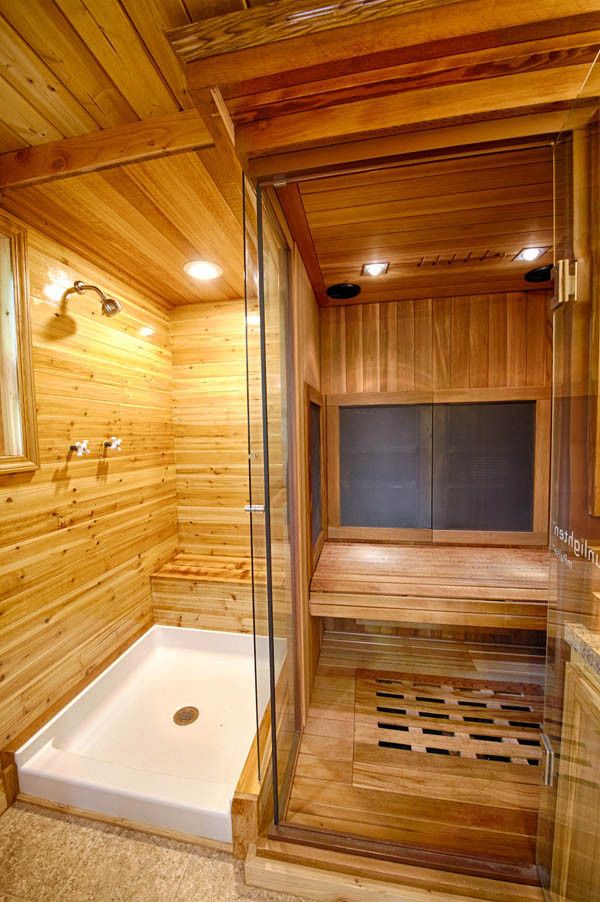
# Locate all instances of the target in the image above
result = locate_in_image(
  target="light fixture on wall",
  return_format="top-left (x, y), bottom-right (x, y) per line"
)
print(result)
top-left (514, 247), bottom-right (549, 263)
top-left (183, 260), bottom-right (224, 281)
top-left (362, 262), bottom-right (389, 276)
top-left (139, 326), bottom-right (155, 337)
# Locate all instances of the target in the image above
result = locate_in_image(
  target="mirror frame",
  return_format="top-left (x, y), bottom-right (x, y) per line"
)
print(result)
top-left (0, 209), bottom-right (39, 474)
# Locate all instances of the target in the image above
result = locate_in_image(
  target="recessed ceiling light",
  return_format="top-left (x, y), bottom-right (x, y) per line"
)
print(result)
top-left (362, 262), bottom-right (389, 276)
top-left (514, 247), bottom-right (548, 263)
top-left (139, 326), bottom-right (155, 337)
top-left (183, 260), bottom-right (224, 281)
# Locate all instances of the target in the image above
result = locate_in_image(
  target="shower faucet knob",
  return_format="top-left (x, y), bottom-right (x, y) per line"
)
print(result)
top-left (104, 436), bottom-right (122, 451)
top-left (69, 440), bottom-right (90, 457)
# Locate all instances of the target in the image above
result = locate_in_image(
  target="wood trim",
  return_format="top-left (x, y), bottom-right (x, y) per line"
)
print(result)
top-left (325, 392), bottom-right (550, 546)
top-left (168, 0), bottom-right (462, 64)
top-left (305, 383), bottom-right (327, 576)
top-left (275, 183), bottom-right (327, 304)
top-left (0, 110), bottom-right (214, 190)
top-left (0, 209), bottom-right (39, 474)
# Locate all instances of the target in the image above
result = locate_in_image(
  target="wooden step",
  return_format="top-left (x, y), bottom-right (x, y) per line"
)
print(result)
top-left (245, 837), bottom-right (544, 901)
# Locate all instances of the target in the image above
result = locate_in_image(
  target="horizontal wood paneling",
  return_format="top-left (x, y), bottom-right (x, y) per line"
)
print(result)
top-left (320, 291), bottom-right (552, 394)
top-left (171, 301), bottom-right (250, 558)
top-left (0, 222), bottom-right (178, 749)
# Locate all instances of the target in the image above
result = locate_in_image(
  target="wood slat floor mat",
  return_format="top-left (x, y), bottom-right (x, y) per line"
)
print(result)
top-left (284, 633), bottom-right (545, 882)
top-left (355, 670), bottom-right (543, 779)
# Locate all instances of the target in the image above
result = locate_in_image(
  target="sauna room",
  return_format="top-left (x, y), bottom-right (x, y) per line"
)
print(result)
top-left (0, 2), bottom-right (600, 901)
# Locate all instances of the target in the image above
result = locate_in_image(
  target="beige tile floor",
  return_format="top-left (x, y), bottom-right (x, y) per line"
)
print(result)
top-left (0, 803), bottom-right (301, 902)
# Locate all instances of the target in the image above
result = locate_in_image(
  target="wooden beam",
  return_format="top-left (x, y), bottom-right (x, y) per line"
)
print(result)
top-left (249, 112), bottom-right (564, 181)
top-left (181, 3), bottom-right (600, 89)
top-left (168, 0), bottom-right (462, 63)
top-left (237, 65), bottom-right (593, 158)
top-left (275, 183), bottom-right (327, 304)
top-left (0, 109), bottom-right (214, 190)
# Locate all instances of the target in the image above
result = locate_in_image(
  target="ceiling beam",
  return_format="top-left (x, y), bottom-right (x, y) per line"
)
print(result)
top-left (275, 182), bottom-right (327, 304)
top-left (248, 111), bottom-right (565, 181)
top-left (178, 3), bottom-right (600, 90)
top-left (237, 64), bottom-right (594, 159)
top-left (0, 109), bottom-right (213, 191)
top-left (169, 0), bottom-right (461, 64)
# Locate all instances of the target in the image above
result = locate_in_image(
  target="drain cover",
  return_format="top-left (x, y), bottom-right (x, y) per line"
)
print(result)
top-left (173, 706), bottom-right (199, 726)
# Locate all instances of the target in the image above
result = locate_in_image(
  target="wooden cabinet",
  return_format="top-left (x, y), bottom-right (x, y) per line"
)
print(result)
top-left (551, 659), bottom-right (600, 902)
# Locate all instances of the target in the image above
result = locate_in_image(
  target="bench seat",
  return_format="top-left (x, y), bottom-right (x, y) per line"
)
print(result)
top-left (310, 542), bottom-right (549, 631)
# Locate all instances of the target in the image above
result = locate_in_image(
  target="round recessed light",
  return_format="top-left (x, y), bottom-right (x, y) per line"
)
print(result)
top-left (326, 282), bottom-right (362, 300)
top-left (183, 260), bottom-right (224, 281)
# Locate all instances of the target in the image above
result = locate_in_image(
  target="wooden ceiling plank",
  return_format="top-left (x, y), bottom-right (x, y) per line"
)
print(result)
top-left (0, 109), bottom-right (214, 190)
top-left (299, 146), bottom-right (554, 195)
top-left (301, 163), bottom-right (552, 214)
top-left (53, 0), bottom-right (178, 119)
top-left (0, 183), bottom-right (187, 308)
top-left (237, 64), bottom-right (592, 157)
top-left (181, 2), bottom-right (600, 87)
top-left (305, 184), bottom-right (553, 230)
top-left (0, 14), bottom-right (99, 138)
top-left (0, 73), bottom-right (64, 146)
top-left (318, 234), bottom-right (554, 264)
top-left (124, 154), bottom-right (245, 297)
top-left (275, 183), bottom-right (327, 304)
top-left (311, 206), bottom-right (555, 243)
top-left (119, 0), bottom-right (195, 111)
top-left (0, 120), bottom-right (27, 153)
top-left (247, 112), bottom-right (564, 180)
top-left (0, 0), bottom-right (138, 128)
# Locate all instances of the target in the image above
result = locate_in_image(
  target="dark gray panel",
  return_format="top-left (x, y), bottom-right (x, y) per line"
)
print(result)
top-left (340, 405), bottom-right (432, 528)
top-left (432, 402), bottom-right (535, 531)
top-left (309, 401), bottom-right (322, 548)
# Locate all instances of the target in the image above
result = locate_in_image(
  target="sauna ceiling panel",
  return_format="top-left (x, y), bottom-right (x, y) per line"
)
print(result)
top-left (285, 144), bottom-right (554, 305)
top-left (0, 152), bottom-right (244, 307)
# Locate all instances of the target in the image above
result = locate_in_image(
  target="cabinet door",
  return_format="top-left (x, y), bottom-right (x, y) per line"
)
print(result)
top-left (551, 663), bottom-right (600, 901)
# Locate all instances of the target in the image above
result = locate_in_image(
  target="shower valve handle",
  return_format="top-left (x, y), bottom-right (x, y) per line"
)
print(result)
top-left (104, 436), bottom-right (122, 451)
top-left (69, 440), bottom-right (90, 457)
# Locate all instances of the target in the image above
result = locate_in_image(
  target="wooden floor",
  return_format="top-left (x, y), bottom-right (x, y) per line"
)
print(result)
top-left (284, 630), bottom-right (545, 884)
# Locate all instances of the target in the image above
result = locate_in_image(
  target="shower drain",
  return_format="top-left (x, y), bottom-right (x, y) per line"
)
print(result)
top-left (173, 706), bottom-right (199, 726)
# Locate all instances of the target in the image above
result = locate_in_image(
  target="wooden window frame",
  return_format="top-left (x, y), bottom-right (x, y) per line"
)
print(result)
top-left (326, 387), bottom-right (550, 547)
top-left (305, 383), bottom-right (327, 573)
top-left (0, 210), bottom-right (39, 474)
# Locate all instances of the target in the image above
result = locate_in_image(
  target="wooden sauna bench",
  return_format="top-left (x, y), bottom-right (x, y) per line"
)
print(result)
top-left (310, 542), bottom-right (550, 631)
top-left (151, 553), bottom-right (256, 633)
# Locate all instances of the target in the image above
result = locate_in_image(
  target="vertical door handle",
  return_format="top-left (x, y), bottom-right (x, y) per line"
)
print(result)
top-left (541, 732), bottom-right (555, 787)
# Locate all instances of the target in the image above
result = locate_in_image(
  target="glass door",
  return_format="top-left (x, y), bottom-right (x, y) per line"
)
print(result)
top-left (537, 66), bottom-right (600, 898)
top-left (243, 174), bottom-right (301, 818)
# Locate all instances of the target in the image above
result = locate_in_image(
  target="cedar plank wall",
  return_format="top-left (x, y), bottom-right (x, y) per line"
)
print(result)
top-left (170, 301), bottom-right (250, 559)
top-left (0, 224), bottom-right (178, 751)
top-left (321, 292), bottom-right (552, 393)
top-left (320, 290), bottom-right (552, 645)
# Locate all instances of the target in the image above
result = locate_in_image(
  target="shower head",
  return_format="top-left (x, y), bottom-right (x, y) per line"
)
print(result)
top-left (100, 296), bottom-right (122, 317)
top-left (64, 280), bottom-right (123, 317)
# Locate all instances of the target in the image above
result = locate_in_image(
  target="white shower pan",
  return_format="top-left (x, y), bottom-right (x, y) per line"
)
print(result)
top-left (16, 625), bottom-right (285, 845)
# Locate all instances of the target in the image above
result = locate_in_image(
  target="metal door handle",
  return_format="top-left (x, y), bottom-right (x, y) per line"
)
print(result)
top-left (244, 504), bottom-right (265, 513)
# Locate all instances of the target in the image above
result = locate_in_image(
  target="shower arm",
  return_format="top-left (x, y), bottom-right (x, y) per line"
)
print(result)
top-left (63, 281), bottom-right (108, 303)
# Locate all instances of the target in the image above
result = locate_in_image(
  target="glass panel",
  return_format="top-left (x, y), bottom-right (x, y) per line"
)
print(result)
top-left (432, 401), bottom-right (535, 532)
top-left (242, 175), bottom-right (270, 776)
top-left (256, 188), bottom-right (300, 819)
top-left (536, 66), bottom-right (600, 899)
top-left (339, 404), bottom-right (432, 528)
top-left (309, 401), bottom-right (322, 548)
top-left (0, 232), bottom-right (23, 457)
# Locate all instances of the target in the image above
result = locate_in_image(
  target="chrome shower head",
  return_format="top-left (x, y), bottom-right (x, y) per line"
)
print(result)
top-left (64, 280), bottom-right (123, 317)
top-left (101, 296), bottom-right (122, 317)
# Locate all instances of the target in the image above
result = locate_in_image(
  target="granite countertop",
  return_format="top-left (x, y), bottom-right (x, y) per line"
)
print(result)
top-left (565, 623), bottom-right (600, 676)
